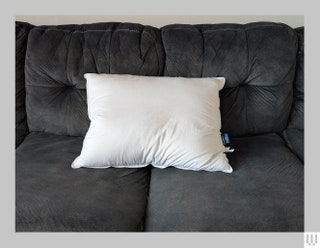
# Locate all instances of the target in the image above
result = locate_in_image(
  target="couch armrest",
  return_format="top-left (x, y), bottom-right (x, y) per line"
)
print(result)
top-left (16, 21), bottom-right (34, 147)
top-left (282, 27), bottom-right (304, 163)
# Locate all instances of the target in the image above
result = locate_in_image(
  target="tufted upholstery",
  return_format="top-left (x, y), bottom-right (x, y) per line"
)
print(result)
top-left (25, 23), bottom-right (164, 136)
top-left (24, 22), bottom-right (298, 138)
top-left (16, 20), bottom-right (304, 232)
top-left (161, 23), bottom-right (298, 136)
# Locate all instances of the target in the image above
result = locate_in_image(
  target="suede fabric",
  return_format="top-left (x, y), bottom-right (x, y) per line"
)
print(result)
top-left (16, 132), bottom-right (151, 231)
top-left (145, 133), bottom-right (303, 232)
top-left (283, 128), bottom-right (304, 162)
top-left (282, 27), bottom-right (304, 162)
top-left (24, 22), bottom-right (297, 137)
top-left (16, 21), bottom-right (304, 232)
top-left (25, 23), bottom-right (164, 136)
top-left (161, 23), bottom-right (298, 136)
top-left (16, 21), bottom-right (34, 147)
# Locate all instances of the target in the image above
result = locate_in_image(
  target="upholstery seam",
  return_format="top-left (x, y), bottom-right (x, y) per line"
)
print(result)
top-left (141, 165), bottom-right (152, 231)
top-left (108, 27), bottom-right (113, 73)
top-left (245, 28), bottom-right (250, 84)
top-left (65, 32), bottom-right (72, 85)
top-left (153, 32), bottom-right (162, 75)
top-left (200, 29), bottom-right (204, 77)
top-left (162, 24), bottom-right (291, 32)
top-left (25, 84), bottom-right (85, 89)
top-left (32, 27), bottom-right (156, 39)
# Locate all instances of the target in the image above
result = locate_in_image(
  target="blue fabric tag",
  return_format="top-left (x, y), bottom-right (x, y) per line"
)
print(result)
top-left (222, 133), bottom-right (230, 146)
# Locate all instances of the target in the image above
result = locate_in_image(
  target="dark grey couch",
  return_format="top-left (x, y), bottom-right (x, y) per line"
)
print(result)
top-left (15, 21), bottom-right (304, 232)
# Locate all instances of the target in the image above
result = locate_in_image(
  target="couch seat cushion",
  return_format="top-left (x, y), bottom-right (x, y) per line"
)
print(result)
top-left (145, 133), bottom-right (303, 231)
top-left (16, 132), bottom-right (151, 231)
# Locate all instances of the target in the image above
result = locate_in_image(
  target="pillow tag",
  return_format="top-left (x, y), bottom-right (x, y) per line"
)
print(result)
top-left (225, 147), bottom-right (235, 153)
top-left (221, 133), bottom-right (235, 153)
top-left (221, 133), bottom-right (230, 146)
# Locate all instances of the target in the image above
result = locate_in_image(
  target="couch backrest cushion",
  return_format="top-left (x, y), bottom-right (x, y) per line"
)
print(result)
top-left (161, 22), bottom-right (298, 136)
top-left (25, 23), bottom-right (164, 136)
top-left (24, 21), bottom-right (298, 137)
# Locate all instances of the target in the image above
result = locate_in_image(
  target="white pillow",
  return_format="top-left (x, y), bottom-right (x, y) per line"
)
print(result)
top-left (71, 73), bottom-right (232, 173)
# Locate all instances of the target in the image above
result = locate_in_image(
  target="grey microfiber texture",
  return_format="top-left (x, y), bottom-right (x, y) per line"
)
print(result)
top-left (16, 21), bottom-right (34, 147)
top-left (25, 22), bottom-right (164, 136)
top-left (161, 23), bottom-right (298, 136)
top-left (145, 133), bottom-right (303, 232)
top-left (25, 22), bottom-right (297, 138)
top-left (16, 21), bottom-right (304, 232)
top-left (282, 27), bottom-right (304, 162)
top-left (16, 132), bottom-right (151, 231)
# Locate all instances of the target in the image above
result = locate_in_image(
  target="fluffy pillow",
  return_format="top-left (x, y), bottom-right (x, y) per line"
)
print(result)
top-left (71, 73), bottom-right (232, 173)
